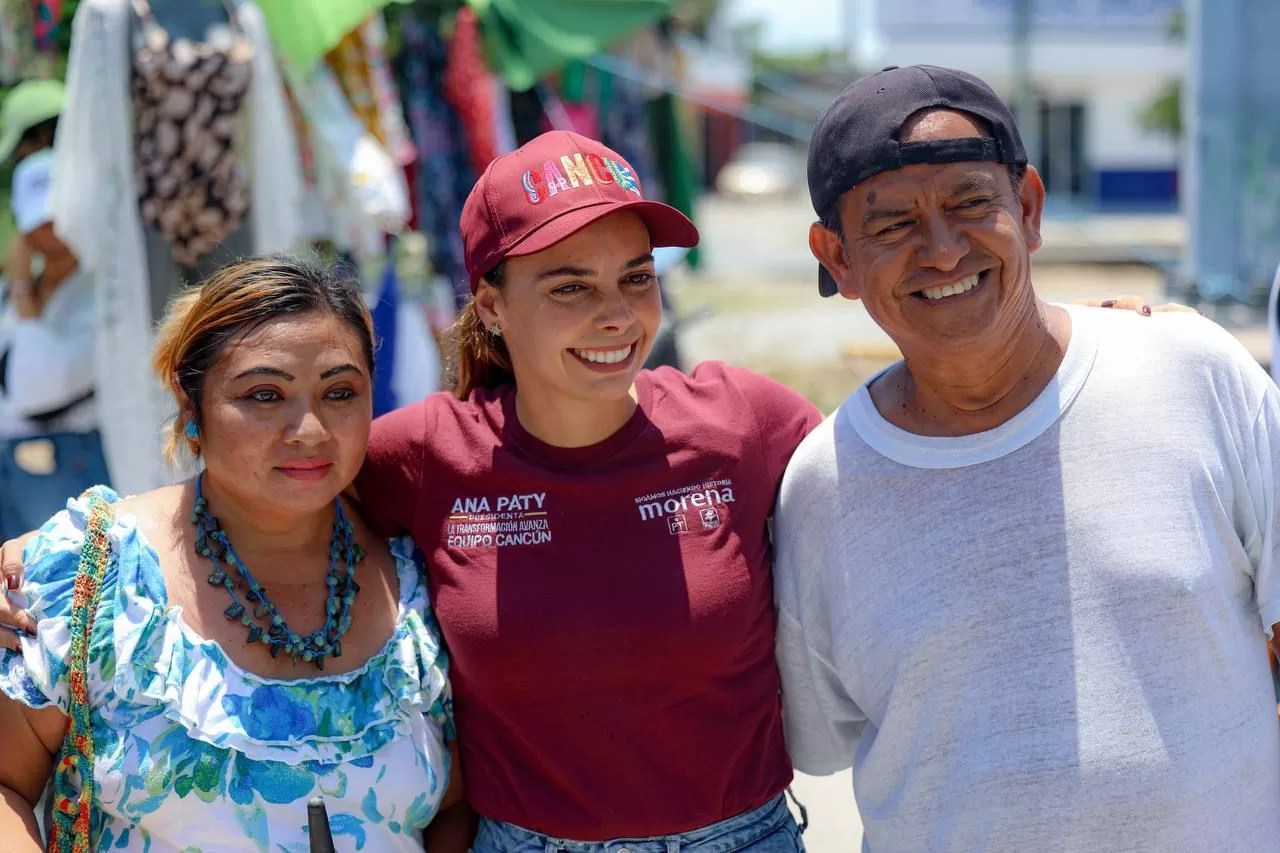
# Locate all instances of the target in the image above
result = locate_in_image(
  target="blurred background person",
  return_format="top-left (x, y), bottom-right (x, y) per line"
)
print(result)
top-left (0, 78), bottom-right (107, 540)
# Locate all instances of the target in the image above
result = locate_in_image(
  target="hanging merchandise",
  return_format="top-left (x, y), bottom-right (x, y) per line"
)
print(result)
top-left (0, 0), bottom-right (52, 83)
top-left (325, 24), bottom-right (381, 146)
top-left (281, 79), bottom-right (342, 244)
top-left (257, 0), bottom-right (409, 71)
top-left (130, 0), bottom-right (253, 268)
top-left (490, 77), bottom-right (517, 155)
top-left (507, 86), bottom-right (544, 147)
top-left (361, 12), bottom-right (414, 166)
top-left (395, 10), bottom-right (474, 309)
top-left (395, 230), bottom-right (451, 393)
top-left (282, 79), bottom-right (320, 199)
top-left (32, 0), bottom-right (63, 50)
top-left (471, 0), bottom-right (672, 93)
top-left (540, 94), bottom-right (599, 138)
top-left (548, 59), bottom-right (600, 138)
top-left (324, 13), bottom-right (413, 166)
top-left (285, 58), bottom-right (410, 264)
top-left (625, 22), bottom-right (699, 269)
top-left (442, 5), bottom-right (504, 170)
top-left (535, 84), bottom-right (578, 135)
top-left (647, 90), bottom-right (701, 270)
top-left (598, 30), bottom-right (662, 193)
top-left (370, 254), bottom-right (399, 417)
top-left (0, 0), bottom-right (29, 85)
top-left (370, 238), bottom-right (443, 415)
top-left (598, 67), bottom-right (659, 195)
top-left (49, 0), bottom-right (305, 496)
top-left (391, 285), bottom-right (442, 402)
top-left (442, 5), bottom-right (499, 176)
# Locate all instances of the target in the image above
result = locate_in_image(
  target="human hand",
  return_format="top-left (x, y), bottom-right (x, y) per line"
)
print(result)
top-left (1079, 295), bottom-right (1202, 316)
top-left (0, 533), bottom-right (39, 652)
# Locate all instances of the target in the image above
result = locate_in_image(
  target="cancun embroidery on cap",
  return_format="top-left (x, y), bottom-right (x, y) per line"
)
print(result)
top-left (521, 152), bottom-right (640, 204)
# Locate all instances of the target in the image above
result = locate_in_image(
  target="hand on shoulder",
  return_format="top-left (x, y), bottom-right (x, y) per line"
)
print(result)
top-left (0, 533), bottom-right (39, 649)
top-left (1078, 294), bottom-right (1202, 316)
top-left (0, 486), bottom-right (180, 652)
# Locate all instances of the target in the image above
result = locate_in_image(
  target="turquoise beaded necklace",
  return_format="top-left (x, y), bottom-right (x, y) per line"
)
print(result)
top-left (191, 475), bottom-right (365, 670)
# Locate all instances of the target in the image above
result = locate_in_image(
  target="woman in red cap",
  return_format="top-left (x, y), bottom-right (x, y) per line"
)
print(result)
top-left (355, 129), bottom-right (817, 851)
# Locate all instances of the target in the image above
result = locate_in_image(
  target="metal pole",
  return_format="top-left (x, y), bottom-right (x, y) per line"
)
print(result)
top-left (308, 798), bottom-right (336, 853)
top-left (845, 0), bottom-right (858, 68)
top-left (1012, 0), bottom-right (1035, 135)
top-left (1182, 0), bottom-right (1202, 297)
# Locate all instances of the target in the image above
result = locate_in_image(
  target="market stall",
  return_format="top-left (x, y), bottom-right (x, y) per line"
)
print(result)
top-left (0, 0), bottom-right (702, 493)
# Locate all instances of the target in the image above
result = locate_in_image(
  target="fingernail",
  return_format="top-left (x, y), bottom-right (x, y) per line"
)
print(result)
top-left (6, 574), bottom-right (16, 590)
top-left (1100, 299), bottom-right (1116, 308)
top-left (1141, 305), bottom-right (1152, 316)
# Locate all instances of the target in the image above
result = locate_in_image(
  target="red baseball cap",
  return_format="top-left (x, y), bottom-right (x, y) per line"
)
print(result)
top-left (460, 130), bottom-right (700, 292)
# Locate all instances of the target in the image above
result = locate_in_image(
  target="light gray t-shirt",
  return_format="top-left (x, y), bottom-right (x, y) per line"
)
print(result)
top-left (774, 304), bottom-right (1280, 852)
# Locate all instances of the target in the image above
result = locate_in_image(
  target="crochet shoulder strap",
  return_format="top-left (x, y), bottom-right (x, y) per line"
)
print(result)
top-left (49, 491), bottom-right (115, 853)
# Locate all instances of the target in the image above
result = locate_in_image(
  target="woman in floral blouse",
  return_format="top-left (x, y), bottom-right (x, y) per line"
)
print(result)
top-left (0, 256), bottom-right (468, 852)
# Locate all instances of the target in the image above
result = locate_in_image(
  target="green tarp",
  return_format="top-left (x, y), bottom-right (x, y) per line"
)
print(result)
top-left (258, 0), bottom-right (411, 70)
top-left (260, 0), bottom-right (671, 91)
top-left (470, 0), bottom-right (671, 92)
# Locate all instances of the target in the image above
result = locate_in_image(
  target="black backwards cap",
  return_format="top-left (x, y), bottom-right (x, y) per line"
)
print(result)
top-left (808, 64), bottom-right (1028, 297)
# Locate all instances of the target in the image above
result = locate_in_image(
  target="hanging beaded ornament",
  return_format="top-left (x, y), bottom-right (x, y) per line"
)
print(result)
top-left (191, 475), bottom-right (364, 670)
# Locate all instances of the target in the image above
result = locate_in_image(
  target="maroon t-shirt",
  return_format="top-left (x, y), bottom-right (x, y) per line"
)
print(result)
top-left (356, 361), bottom-right (822, 839)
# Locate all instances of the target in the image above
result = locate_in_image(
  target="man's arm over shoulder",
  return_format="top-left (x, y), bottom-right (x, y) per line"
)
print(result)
top-left (772, 417), bottom-right (866, 775)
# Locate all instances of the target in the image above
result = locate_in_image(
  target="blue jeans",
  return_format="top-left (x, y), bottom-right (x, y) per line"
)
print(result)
top-left (473, 794), bottom-right (805, 853)
top-left (0, 431), bottom-right (111, 541)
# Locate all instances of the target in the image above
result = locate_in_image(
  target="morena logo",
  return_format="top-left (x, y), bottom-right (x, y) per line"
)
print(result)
top-left (636, 483), bottom-right (737, 522)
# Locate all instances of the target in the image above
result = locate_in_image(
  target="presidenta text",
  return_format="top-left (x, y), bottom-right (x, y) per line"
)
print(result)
top-left (447, 492), bottom-right (552, 549)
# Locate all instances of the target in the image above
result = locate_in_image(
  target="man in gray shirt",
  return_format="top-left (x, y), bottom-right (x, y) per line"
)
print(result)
top-left (774, 64), bottom-right (1280, 852)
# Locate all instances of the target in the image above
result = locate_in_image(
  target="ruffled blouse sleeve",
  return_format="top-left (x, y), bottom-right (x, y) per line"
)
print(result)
top-left (420, 602), bottom-right (457, 743)
top-left (0, 488), bottom-right (124, 713)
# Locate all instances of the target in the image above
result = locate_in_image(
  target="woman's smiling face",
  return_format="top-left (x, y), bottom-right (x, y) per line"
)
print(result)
top-left (474, 212), bottom-right (661, 406)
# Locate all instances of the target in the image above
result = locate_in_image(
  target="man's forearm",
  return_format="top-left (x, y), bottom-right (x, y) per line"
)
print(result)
top-left (0, 785), bottom-right (45, 852)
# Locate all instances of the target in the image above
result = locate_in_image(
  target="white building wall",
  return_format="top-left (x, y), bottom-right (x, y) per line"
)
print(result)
top-left (874, 37), bottom-right (1184, 172)
top-left (869, 0), bottom-right (1185, 205)
top-left (1087, 82), bottom-right (1179, 168)
top-left (874, 38), bottom-right (1182, 81)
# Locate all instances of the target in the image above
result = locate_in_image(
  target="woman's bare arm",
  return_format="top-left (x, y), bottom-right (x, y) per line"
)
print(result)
top-left (0, 692), bottom-right (63, 850)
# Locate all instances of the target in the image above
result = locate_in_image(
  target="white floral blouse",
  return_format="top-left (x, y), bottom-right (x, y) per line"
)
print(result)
top-left (0, 487), bottom-right (455, 852)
